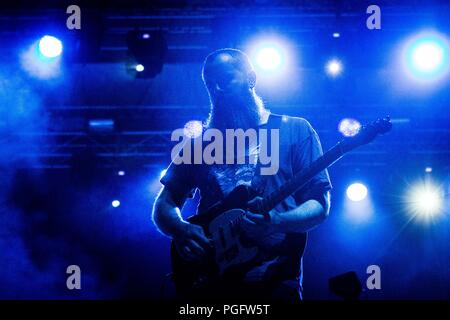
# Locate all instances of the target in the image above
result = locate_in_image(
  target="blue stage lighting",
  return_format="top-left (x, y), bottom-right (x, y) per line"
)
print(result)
top-left (246, 36), bottom-right (292, 80)
top-left (425, 167), bottom-right (432, 173)
top-left (183, 120), bottom-right (203, 139)
top-left (406, 181), bottom-right (443, 221)
top-left (256, 46), bottom-right (282, 71)
top-left (135, 64), bottom-right (145, 72)
top-left (346, 183), bottom-right (368, 202)
top-left (38, 35), bottom-right (63, 58)
top-left (160, 169), bottom-right (167, 179)
top-left (326, 59), bottom-right (343, 77)
top-left (20, 39), bottom-right (62, 79)
top-left (118, 170), bottom-right (125, 176)
top-left (332, 32), bottom-right (341, 38)
top-left (112, 200), bottom-right (121, 208)
top-left (338, 118), bottom-right (361, 137)
top-left (404, 32), bottom-right (449, 80)
top-left (411, 41), bottom-right (444, 73)
top-left (88, 119), bottom-right (114, 133)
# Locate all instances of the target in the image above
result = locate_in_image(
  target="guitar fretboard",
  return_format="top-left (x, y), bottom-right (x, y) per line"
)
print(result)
top-left (260, 142), bottom-right (346, 212)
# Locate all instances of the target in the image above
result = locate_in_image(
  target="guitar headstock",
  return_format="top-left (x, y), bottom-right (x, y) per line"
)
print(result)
top-left (341, 116), bottom-right (392, 152)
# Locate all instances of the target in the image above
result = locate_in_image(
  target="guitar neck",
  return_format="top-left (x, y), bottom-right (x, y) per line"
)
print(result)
top-left (260, 141), bottom-right (347, 212)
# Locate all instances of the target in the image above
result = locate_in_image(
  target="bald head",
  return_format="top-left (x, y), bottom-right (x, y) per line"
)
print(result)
top-left (202, 48), bottom-right (265, 130)
top-left (202, 48), bottom-right (256, 96)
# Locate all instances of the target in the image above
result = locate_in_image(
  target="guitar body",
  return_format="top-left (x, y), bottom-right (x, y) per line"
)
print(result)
top-left (170, 184), bottom-right (298, 296)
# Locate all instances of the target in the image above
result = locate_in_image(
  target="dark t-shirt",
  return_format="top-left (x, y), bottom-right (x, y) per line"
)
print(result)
top-left (161, 113), bottom-right (332, 288)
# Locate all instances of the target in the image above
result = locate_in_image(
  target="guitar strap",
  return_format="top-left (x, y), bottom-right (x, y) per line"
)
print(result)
top-left (251, 113), bottom-right (283, 196)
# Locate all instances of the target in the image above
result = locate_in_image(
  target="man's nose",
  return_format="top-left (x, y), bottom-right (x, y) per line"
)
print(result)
top-left (216, 77), bottom-right (240, 93)
top-left (216, 79), bottom-right (231, 92)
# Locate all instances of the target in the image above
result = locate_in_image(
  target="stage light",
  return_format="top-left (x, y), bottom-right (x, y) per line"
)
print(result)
top-left (338, 118), bottom-right (361, 137)
top-left (135, 64), bottom-right (145, 72)
top-left (118, 170), bottom-right (125, 176)
top-left (88, 119), bottom-right (114, 133)
top-left (403, 31), bottom-right (449, 81)
top-left (407, 181), bottom-right (443, 220)
top-left (126, 30), bottom-right (167, 78)
top-left (411, 41), bottom-right (444, 73)
top-left (425, 167), bottom-right (432, 173)
top-left (326, 59), bottom-right (343, 77)
top-left (112, 200), bottom-right (121, 208)
top-left (246, 36), bottom-right (292, 80)
top-left (38, 35), bottom-right (63, 58)
top-left (346, 183), bottom-right (368, 202)
top-left (160, 169), bottom-right (167, 179)
top-left (183, 120), bottom-right (203, 139)
top-left (332, 32), bottom-right (341, 38)
top-left (20, 39), bottom-right (62, 79)
top-left (255, 47), bottom-right (282, 71)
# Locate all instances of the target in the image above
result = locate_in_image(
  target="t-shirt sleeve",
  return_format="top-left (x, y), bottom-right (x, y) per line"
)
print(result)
top-left (291, 119), bottom-right (332, 206)
top-left (160, 139), bottom-right (199, 208)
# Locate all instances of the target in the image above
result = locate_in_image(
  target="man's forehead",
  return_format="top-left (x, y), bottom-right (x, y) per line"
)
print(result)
top-left (204, 52), bottom-right (245, 80)
top-left (210, 53), bottom-right (235, 68)
top-left (216, 53), bottom-right (233, 63)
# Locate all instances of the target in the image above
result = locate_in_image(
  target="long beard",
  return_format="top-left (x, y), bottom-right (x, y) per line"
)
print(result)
top-left (207, 90), bottom-right (264, 131)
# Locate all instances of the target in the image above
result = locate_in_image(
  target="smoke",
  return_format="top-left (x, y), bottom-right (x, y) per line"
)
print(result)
top-left (0, 64), bottom-right (165, 298)
top-left (0, 63), bottom-right (121, 299)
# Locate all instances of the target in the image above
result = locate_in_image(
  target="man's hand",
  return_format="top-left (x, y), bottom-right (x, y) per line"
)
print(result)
top-left (240, 197), bottom-right (280, 239)
top-left (173, 222), bottom-right (212, 262)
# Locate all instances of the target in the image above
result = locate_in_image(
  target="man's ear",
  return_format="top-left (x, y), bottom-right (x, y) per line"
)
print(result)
top-left (247, 70), bottom-right (256, 89)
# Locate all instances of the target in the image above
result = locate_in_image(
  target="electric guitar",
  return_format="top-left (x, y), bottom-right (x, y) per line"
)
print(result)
top-left (170, 117), bottom-right (392, 296)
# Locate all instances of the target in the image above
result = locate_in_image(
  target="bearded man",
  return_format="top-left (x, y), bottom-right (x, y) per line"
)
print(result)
top-left (152, 48), bottom-right (332, 301)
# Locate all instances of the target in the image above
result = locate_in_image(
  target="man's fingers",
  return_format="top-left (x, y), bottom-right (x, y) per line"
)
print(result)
top-left (180, 245), bottom-right (199, 262)
top-left (191, 230), bottom-right (213, 249)
top-left (188, 240), bottom-right (206, 256)
top-left (242, 215), bottom-right (257, 224)
top-left (177, 244), bottom-right (194, 261)
top-left (247, 197), bottom-right (263, 212)
top-left (245, 212), bottom-right (266, 224)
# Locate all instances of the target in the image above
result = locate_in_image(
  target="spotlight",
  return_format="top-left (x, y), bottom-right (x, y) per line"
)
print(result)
top-left (183, 120), bottom-right (203, 139)
top-left (88, 119), bottom-right (114, 133)
top-left (425, 167), bottom-right (433, 173)
top-left (118, 170), bottom-right (125, 176)
top-left (332, 32), bottom-right (341, 38)
top-left (326, 59), bottom-right (343, 77)
top-left (160, 169), bottom-right (167, 179)
top-left (135, 64), bottom-right (145, 72)
top-left (112, 200), bottom-right (121, 208)
top-left (407, 181), bottom-right (443, 220)
top-left (20, 40), bottom-right (62, 79)
top-left (411, 41), bottom-right (444, 73)
top-left (338, 118), bottom-right (361, 137)
top-left (346, 183), bottom-right (368, 202)
top-left (247, 37), bottom-right (292, 79)
top-left (38, 35), bottom-right (63, 58)
top-left (404, 32), bottom-right (449, 80)
top-left (255, 46), bottom-right (282, 71)
top-left (126, 30), bottom-right (167, 78)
